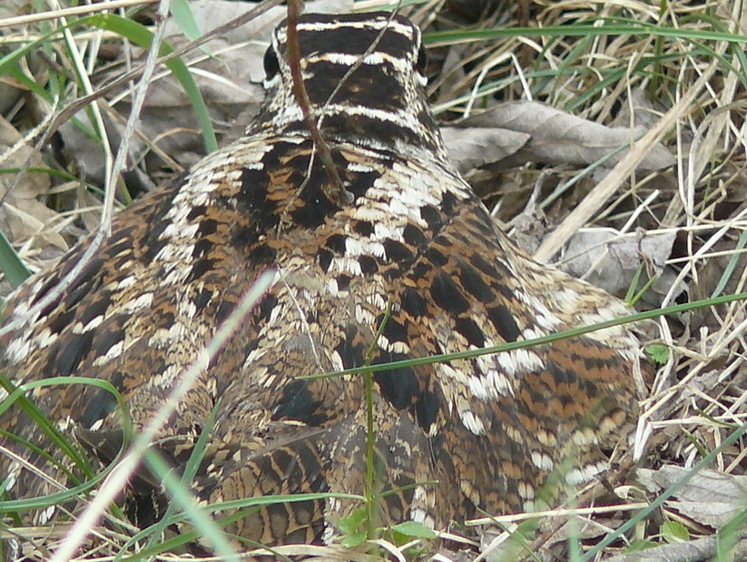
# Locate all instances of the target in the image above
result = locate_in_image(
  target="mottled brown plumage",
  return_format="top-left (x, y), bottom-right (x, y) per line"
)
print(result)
top-left (1, 12), bottom-right (640, 554)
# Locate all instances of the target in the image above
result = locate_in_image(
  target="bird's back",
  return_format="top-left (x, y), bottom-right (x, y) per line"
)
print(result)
top-left (0, 11), bottom-right (639, 550)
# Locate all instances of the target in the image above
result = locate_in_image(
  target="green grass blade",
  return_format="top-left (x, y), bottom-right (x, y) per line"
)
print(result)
top-left (170, 0), bottom-right (212, 56)
top-left (0, 229), bottom-right (31, 289)
top-left (580, 420), bottom-right (747, 561)
top-left (143, 449), bottom-right (240, 562)
top-left (137, 399), bottom-right (222, 556)
top-left (87, 13), bottom-right (218, 153)
top-left (301, 290), bottom-right (747, 381)
top-left (710, 229), bottom-right (747, 299)
top-left (424, 21), bottom-right (747, 46)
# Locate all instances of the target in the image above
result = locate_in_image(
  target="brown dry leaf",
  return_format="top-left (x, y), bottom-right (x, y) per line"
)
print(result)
top-left (57, 108), bottom-right (153, 189)
top-left (606, 534), bottom-right (747, 562)
top-left (507, 182), bottom-right (548, 255)
top-left (60, 0), bottom-right (354, 185)
top-left (0, 115), bottom-right (67, 254)
top-left (478, 513), bottom-right (625, 562)
top-left (0, 0), bottom-right (27, 18)
top-left (638, 466), bottom-right (747, 529)
top-left (0, 76), bottom-right (25, 116)
top-left (687, 233), bottom-right (747, 330)
top-left (557, 227), bottom-right (685, 305)
top-left (461, 100), bottom-right (676, 173)
top-left (611, 88), bottom-right (664, 131)
top-left (441, 126), bottom-right (529, 175)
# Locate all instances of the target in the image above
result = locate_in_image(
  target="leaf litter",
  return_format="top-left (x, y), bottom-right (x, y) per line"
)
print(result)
top-left (1, 0), bottom-right (746, 560)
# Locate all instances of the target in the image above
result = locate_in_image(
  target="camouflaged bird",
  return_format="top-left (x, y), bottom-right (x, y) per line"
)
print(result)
top-left (0, 11), bottom-right (640, 552)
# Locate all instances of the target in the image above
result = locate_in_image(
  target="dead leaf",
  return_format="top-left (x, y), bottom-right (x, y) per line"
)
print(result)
top-left (462, 100), bottom-right (676, 172)
top-left (638, 466), bottom-right (747, 529)
top-left (687, 233), bottom-right (747, 330)
top-left (0, 77), bottom-right (24, 116)
top-left (441, 126), bottom-right (529, 174)
top-left (0, 115), bottom-right (67, 254)
top-left (612, 88), bottom-right (664, 131)
top-left (557, 227), bottom-right (686, 305)
top-left (606, 534), bottom-right (747, 562)
top-left (507, 181), bottom-right (548, 255)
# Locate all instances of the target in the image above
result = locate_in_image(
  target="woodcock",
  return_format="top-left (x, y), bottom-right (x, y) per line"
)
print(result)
top-left (0, 11), bottom-right (641, 553)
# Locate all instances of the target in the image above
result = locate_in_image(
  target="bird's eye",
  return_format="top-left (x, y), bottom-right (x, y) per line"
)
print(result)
top-left (416, 44), bottom-right (428, 75)
top-left (264, 46), bottom-right (280, 81)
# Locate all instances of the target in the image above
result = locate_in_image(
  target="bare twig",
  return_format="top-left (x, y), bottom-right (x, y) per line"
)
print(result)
top-left (533, 57), bottom-right (721, 263)
top-left (0, 0), bottom-right (158, 29)
top-left (284, 0), bottom-right (349, 206)
top-left (49, 270), bottom-right (276, 562)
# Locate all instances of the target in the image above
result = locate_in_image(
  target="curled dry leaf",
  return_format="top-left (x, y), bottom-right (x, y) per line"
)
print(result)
top-left (611, 88), bottom-right (664, 131)
top-left (459, 100), bottom-right (676, 173)
top-left (441, 126), bottom-right (529, 175)
top-left (606, 534), bottom-right (747, 562)
top-left (479, 514), bottom-right (624, 562)
top-left (57, 108), bottom-right (154, 190)
top-left (0, 76), bottom-right (25, 116)
top-left (0, 116), bottom-right (67, 257)
top-left (507, 181), bottom-right (548, 255)
top-left (557, 227), bottom-right (686, 306)
top-left (686, 233), bottom-right (747, 330)
top-left (638, 466), bottom-right (747, 529)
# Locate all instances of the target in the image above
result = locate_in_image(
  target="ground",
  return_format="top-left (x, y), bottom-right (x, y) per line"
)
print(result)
top-left (0, 0), bottom-right (745, 560)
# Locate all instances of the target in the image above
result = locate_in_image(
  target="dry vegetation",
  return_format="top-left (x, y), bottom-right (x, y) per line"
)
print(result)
top-left (0, 0), bottom-right (746, 560)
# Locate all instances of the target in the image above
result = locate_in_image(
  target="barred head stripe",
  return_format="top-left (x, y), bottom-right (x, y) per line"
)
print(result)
top-left (303, 61), bottom-right (408, 109)
top-left (252, 12), bottom-right (449, 164)
top-left (305, 52), bottom-right (420, 76)
top-left (293, 13), bottom-right (417, 37)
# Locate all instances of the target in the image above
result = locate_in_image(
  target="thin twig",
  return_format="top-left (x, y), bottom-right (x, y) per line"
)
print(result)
top-left (533, 57), bottom-right (721, 263)
top-left (284, 0), bottom-right (349, 206)
top-left (49, 270), bottom-right (275, 562)
top-left (0, 0), bottom-right (283, 338)
top-left (0, 0), bottom-right (158, 29)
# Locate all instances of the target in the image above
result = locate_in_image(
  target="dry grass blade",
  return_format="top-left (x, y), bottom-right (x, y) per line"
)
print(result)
top-left (47, 272), bottom-right (274, 561)
top-left (1, 0), bottom-right (747, 560)
top-left (533, 58), bottom-right (719, 263)
top-left (0, 0), bottom-right (158, 29)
